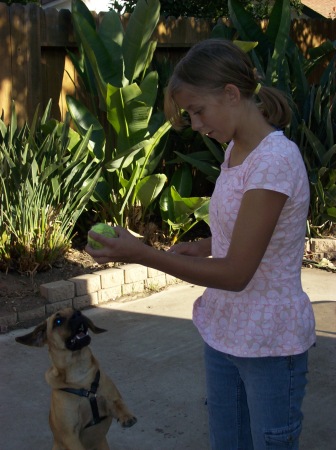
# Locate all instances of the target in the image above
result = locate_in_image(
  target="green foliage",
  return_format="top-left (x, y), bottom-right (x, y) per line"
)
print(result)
top-left (69, 0), bottom-right (213, 242)
top-left (146, 124), bottom-right (216, 242)
top-left (158, 0), bottom-right (334, 239)
top-left (68, 0), bottom-right (171, 230)
top-left (109, 0), bottom-right (302, 20)
top-left (169, 133), bottom-right (225, 184)
top-left (160, 183), bottom-right (210, 243)
top-left (213, 0), bottom-right (336, 236)
top-left (299, 80), bottom-right (336, 236)
top-left (0, 101), bottom-right (101, 273)
top-left (110, 0), bottom-right (236, 19)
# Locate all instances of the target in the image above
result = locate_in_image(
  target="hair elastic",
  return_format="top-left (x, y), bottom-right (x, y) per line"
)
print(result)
top-left (254, 83), bottom-right (262, 95)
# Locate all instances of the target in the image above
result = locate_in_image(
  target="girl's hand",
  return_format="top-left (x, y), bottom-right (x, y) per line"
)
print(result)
top-left (168, 237), bottom-right (212, 257)
top-left (85, 226), bottom-right (147, 265)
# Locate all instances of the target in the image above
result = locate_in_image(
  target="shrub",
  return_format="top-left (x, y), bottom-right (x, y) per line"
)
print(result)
top-left (0, 101), bottom-right (101, 273)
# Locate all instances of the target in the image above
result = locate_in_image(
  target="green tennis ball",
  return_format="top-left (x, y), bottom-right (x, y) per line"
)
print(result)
top-left (88, 223), bottom-right (117, 249)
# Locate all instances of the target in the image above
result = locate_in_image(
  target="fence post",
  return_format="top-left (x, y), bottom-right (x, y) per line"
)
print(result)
top-left (26, 4), bottom-right (43, 124)
top-left (0, 4), bottom-right (12, 124)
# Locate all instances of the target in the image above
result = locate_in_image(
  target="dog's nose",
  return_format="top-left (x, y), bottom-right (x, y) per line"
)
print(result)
top-left (71, 310), bottom-right (82, 320)
top-left (69, 310), bottom-right (84, 328)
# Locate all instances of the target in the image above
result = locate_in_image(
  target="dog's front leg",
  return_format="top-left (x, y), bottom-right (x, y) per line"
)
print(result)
top-left (111, 398), bottom-right (137, 428)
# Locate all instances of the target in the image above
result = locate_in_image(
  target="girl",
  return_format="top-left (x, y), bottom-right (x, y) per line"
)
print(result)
top-left (86, 39), bottom-right (316, 449)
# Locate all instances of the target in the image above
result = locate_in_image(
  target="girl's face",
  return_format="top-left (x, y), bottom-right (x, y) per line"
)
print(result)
top-left (173, 83), bottom-right (239, 144)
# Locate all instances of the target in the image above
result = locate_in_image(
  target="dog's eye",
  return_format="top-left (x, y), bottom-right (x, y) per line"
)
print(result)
top-left (53, 317), bottom-right (64, 328)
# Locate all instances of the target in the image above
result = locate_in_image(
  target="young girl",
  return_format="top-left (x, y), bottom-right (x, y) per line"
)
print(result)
top-left (86, 39), bottom-right (316, 449)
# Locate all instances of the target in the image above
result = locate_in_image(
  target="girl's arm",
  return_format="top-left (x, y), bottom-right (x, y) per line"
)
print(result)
top-left (86, 189), bottom-right (287, 292)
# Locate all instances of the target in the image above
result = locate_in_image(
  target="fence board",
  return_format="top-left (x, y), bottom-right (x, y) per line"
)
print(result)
top-left (42, 7), bottom-right (76, 47)
top-left (59, 53), bottom-right (79, 119)
top-left (291, 18), bottom-right (336, 55)
top-left (26, 4), bottom-right (43, 119)
top-left (0, 4), bottom-right (12, 120)
top-left (43, 47), bottom-right (68, 120)
top-left (9, 4), bottom-right (29, 122)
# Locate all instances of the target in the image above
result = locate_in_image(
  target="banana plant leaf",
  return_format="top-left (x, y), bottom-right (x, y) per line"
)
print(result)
top-left (138, 71), bottom-right (159, 107)
top-left (287, 45), bottom-right (309, 109)
top-left (302, 123), bottom-right (328, 166)
top-left (122, 0), bottom-right (161, 83)
top-left (194, 199), bottom-right (210, 226)
top-left (228, 0), bottom-right (272, 67)
top-left (135, 173), bottom-right (167, 210)
top-left (202, 135), bottom-right (225, 163)
top-left (105, 142), bottom-right (144, 171)
top-left (72, 0), bottom-right (96, 29)
top-left (164, 186), bottom-right (209, 224)
top-left (70, 16), bottom-right (109, 98)
top-left (265, 0), bottom-right (291, 86)
top-left (106, 83), bottom-right (154, 151)
top-left (161, 187), bottom-right (210, 241)
top-left (174, 150), bottom-right (220, 182)
top-left (264, 0), bottom-right (290, 45)
top-left (98, 9), bottom-right (126, 86)
top-left (170, 165), bottom-right (193, 198)
top-left (66, 95), bottom-right (105, 161)
top-left (136, 120), bottom-right (171, 177)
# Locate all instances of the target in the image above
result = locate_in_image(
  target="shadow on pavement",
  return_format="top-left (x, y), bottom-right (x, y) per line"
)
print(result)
top-left (301, 301), bottom-right (336, 450)
top-left (0, 292), bottom-right (335, 449)
top-left (0, 305), bottom-right (208, 450)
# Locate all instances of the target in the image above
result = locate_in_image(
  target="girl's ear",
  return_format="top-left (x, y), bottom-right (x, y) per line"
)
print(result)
top-left (224, 84), bottom-right (241, 105)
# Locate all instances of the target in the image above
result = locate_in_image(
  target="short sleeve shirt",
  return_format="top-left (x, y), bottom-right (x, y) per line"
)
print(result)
top-left (193, 131), bottom-right (316, 357)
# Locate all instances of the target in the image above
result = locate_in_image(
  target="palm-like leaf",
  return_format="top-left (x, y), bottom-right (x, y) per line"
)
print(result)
top-left (122, 0), bottom-right (160, 83)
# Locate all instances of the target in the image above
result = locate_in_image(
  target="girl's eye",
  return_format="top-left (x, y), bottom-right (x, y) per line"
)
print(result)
top-left (182, 111), bottom-right (191, 125)
top-left (191, 107), bottom-right (203, 116)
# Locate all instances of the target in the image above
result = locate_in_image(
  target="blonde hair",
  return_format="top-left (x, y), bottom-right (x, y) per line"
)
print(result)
top-left (164, 39), bottom-right (291, 130)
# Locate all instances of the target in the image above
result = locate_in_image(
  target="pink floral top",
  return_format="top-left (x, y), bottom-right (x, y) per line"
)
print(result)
top-left (193, 131), bottom-right (316, 357)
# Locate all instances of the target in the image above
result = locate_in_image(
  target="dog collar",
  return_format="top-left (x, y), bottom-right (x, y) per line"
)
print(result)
top-left (60, 370), bottom-right (107, 428)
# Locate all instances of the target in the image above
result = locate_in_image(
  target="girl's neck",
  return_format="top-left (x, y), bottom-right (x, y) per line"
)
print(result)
top-left (229, 122), bottom-right (276, 168)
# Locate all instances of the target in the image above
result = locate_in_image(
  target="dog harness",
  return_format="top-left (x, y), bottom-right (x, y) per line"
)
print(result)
top-left (60, 370), bottom-right (108, 429)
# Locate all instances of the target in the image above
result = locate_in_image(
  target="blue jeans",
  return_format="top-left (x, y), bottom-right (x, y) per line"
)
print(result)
top-left (204, 343), bottom-right (308, 450)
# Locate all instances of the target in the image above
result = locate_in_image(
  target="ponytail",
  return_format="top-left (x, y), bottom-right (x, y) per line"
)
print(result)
top-left (256, 85), bottom-right (292, 129)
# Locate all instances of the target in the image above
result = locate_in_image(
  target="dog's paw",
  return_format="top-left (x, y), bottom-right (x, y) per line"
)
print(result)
top-left (119, 416), bottom-right (137, 428)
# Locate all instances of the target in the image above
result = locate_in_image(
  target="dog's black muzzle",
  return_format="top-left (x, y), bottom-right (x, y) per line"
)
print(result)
top-left (65, 311), bottom-right (92, 351)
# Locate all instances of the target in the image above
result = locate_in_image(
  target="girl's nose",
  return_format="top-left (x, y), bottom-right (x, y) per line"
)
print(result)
top-left (190, 115), bottom-right (202, 132)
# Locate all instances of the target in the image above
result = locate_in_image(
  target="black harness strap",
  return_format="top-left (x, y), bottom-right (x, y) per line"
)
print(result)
top-left (60, 370), bottom-right (107, 429)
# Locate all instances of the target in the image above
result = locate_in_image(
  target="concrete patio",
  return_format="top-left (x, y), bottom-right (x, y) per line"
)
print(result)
top-left (0, 267), bottom-right (335, 449)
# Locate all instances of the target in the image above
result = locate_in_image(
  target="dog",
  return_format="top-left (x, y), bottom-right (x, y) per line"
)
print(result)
top-left (16, 308), bottom-right (137, 450)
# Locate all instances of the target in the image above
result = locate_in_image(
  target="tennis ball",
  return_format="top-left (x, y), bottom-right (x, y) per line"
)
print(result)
top-left (88, 223), bottom-right (117, 249)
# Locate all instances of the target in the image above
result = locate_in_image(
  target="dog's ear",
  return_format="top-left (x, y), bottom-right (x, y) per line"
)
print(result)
top-left (86, 317), bottom-right (107, 334)
top-left (15, 321), bottom-right (48, 347)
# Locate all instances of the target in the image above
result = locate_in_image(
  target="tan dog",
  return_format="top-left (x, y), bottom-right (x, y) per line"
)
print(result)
top-left (16, 308), bottom-right (137, 450)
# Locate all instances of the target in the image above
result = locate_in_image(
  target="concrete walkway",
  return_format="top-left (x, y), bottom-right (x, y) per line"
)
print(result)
top-left (0, 267), bottom-right (335, 449)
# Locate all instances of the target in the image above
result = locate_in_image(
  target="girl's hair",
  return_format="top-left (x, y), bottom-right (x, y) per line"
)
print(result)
top-left (164, 39), bottom-right (291, 130)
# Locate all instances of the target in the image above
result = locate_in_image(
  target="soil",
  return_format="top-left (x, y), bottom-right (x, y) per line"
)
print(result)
top-left (0, 247), bottom-right (116, 318)
top-left (0, 221), bottom-right (175, 320)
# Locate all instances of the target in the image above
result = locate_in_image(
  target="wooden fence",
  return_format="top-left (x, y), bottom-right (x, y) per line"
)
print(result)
top-left (0, 3), bottom-right (335, 127)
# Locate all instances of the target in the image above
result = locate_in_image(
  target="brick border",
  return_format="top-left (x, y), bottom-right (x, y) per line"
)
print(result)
top-left (0, 264), bottom-right (181, 331)
top-left (2, 238), bottom-right (335, 332)
top-left (305, 238), bottom-right (336, 260)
